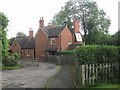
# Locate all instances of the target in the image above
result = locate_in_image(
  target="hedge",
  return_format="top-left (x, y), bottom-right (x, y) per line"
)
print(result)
top-left (75, 45), bottom-right (119, 64)
top-left (55, 51), bottom-right (74, 56)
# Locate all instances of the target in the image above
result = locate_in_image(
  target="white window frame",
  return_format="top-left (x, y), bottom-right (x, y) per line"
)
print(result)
top-left (50, 38), bottom-right (55, 45)
top-left (75, 33), bottom-right (82, 42)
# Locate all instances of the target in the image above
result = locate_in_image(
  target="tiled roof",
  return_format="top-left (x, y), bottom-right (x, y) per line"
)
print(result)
top-left (69, 28), bottom-right (74, 34)
top-left (45, 46), bottom-right (58, 52)
top-left (43, 26), bottom-right (65, 37)
top-left (15, 37), bottom-right (35, 49)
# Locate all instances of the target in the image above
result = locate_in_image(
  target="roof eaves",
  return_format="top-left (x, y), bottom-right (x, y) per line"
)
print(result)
top-left (41, 27), bottom-right (48, 38)
top-left (57, 26), bottom-right (66, 36)
top-left (11, 38), bottom-right (21, 49)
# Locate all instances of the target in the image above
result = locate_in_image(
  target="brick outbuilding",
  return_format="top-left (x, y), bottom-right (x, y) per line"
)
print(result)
top-left (11, 28), bottom-right (35, 59)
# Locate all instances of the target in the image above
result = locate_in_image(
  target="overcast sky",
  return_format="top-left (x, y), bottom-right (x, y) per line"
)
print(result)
top-left (0, 0), bottom-right (119, 38)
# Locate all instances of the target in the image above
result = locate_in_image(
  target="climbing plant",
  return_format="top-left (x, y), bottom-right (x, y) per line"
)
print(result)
top-left (0, 12), bottom-right (9, 65)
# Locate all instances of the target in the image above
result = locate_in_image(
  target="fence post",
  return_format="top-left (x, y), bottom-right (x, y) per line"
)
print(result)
top-left (82, 64), bottom-right (85, 85)
top-left (79, 62), bottom-right (83, 87)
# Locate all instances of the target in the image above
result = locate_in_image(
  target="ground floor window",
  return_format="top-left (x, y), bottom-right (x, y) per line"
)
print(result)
top-left (27, 50), bottom-right (29, 56)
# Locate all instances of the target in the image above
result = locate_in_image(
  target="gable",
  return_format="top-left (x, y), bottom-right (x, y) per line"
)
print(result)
top-left (12, 37), bottom-right (35, 49)
top-left (35, 27), bottom-right (48, 38)
top-left (12, 39), bottom-right (21, 49)
top-left (60, 26), bottom-right (72, 36)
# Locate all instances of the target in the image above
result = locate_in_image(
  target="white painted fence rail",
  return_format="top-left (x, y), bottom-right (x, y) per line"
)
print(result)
top-left (76, 62), bottom-right (119, 86)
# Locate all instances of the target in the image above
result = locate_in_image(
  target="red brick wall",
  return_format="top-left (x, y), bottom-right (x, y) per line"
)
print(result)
top-left (60, 26), bottom-right (72, 51)
top-left (21, 49), bottom-right (35, 58)
top-left (12, 41), bottom-right (21, 56)
top-left (46, 37), bottom-right (60, 49)
top-left (35, 29), bottom-right (48, 59)
top-left (74, 18), bottom-right (80, 33)
top-left (12, 41), bottom-right (35, 58)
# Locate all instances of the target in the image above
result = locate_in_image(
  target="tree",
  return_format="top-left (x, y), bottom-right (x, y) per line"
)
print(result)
top-left (110, 30), bottom-right (120, 46)
top-left (0, 12), bottom-right (9, 62)
top-left (8, 32), bottom-right (27, 46)
top-left (16, 32), bottom-right (27, 38)
top-left (9, 37), bottom-right (15, 46)
top-left (51, 0), bottom-right (111, 44)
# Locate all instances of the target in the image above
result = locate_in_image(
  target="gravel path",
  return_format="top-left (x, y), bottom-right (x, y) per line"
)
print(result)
top-left (2, 62), bottom-right (60, 88)
top-left (48, 64), bottom-right (75, 88)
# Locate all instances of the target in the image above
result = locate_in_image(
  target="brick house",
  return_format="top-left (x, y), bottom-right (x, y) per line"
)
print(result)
top-left (35, 17), bottom-right (82, 59)
top-left (11, 28), bottom-right (35, 59)
top-left (11, 17), bottom-right (82, 59)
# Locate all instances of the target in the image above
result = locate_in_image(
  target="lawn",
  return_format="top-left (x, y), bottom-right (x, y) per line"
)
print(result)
top-left (95, 83), bottom-right (120, 88)
top-left (0, 64), bottom-right (22, 70)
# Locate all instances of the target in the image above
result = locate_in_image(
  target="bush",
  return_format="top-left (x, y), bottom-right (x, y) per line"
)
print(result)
top-left (74, 45), bottom-right (119, 87)
top-left (2, 65), bottom-right (21, 70)
top-left (75, 45), bottom-right (119, 64)
top-left (55, 51), bottom-right (74, 56)
top-left (3, 53), bottom-right (20, 66)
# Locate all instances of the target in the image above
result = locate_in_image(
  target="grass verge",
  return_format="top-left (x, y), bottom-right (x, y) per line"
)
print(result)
top-left (94, 83), bottom-right (120, 88)
top-left (1, 64), bottom-right (22, 70)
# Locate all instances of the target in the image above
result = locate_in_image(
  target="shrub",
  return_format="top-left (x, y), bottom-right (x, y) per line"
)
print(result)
top-left (74, 45), bottom-right (119, 86)
top-left (3, 53), bottom-right (20, 66)
top-left (75, 45), bottom-right (118, 64)
top-left (55, 51), bottom-right (74, 56)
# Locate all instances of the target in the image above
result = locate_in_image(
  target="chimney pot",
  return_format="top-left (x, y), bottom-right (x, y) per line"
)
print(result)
top-left (39, 17), bottom-right (44, 28)
top-left (29, 28), bottom-right (33, 38)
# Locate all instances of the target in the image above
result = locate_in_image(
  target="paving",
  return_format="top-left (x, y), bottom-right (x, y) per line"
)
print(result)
top-left (48, 64), bottom-right (75, 88)
top-left (2, 59), bottom-right (60, 88)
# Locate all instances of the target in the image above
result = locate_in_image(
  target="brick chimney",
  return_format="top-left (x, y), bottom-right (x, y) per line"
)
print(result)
top-left (29, 28), bottom-right (33, 38)
top-left (39, 17), bottom-right (44, 28)
top-left (74, 17), bottom-right (80, 33)
top-left (47, 22), bottom-right (54, 28)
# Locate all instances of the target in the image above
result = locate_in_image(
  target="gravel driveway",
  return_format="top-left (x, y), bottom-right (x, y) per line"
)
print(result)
top-left (2, 61), bottom-right (60, 88)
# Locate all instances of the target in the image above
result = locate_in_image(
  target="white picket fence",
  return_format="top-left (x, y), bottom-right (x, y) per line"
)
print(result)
top-left (76, 62), bottom-right (119, 86)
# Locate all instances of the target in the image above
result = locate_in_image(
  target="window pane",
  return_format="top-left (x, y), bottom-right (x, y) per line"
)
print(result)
top-left (75, 33), bottom-right (82, 42)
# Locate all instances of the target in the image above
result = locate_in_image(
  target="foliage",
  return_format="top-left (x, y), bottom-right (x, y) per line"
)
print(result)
top-left (94, 83), bottom-right (120, 88)
top-left (0, 12), bottom-right (9, 63)
top-left (3, 53), bottom-right (20, 66)
top-left (0, 12), bottom-right (9, 30)
top-left (0, 44), bottom-right (1, 65)
top-left (16, 32), bottom-right (27, 38)
top-left (8, 37), bottom-right (15, 46)
top-left (75, 45), bottom-right (118, 64)
top-left (110, 30), bottom-right (120, 46)
top-left (75, 45), bottom-right (119, 87)
top-left (79, 83), bottom-right (120, 88)
top-left (51, 1), bottom-right (111, 44)
top-left (2, 64), bottom-right (21, 70)
top-left (55, 51), bottom-right (74, 56)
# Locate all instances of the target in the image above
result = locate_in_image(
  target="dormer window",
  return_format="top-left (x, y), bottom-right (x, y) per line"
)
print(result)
top-left (50, 38), bottom-right (55, 45)
top-left (75, 33), bottom-right (82, 42)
